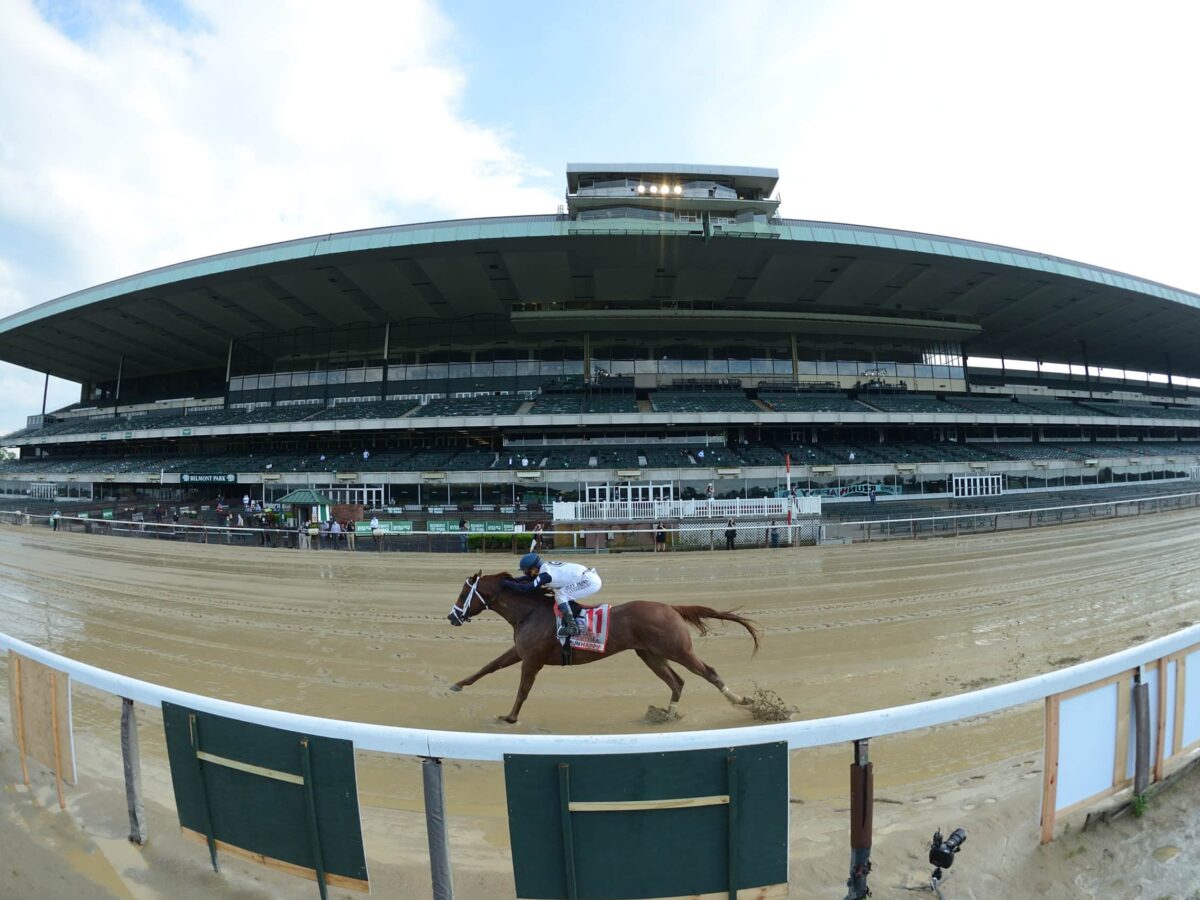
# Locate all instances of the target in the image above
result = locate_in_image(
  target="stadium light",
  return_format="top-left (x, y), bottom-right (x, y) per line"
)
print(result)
top-left (649, 185), bottom-right (659, 194)
top-left (636, 184), bottom-right (646, 194)
top-left (673, 185), bottom-right (682, 195)
top-left (661, 184), bottom-right (670, 194)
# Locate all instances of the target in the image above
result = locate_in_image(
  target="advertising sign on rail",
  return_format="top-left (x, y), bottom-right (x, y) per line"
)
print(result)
top-left (504, 742), bottom-right (788, 900)
top-left (161, 702), bottom-right (369, 896)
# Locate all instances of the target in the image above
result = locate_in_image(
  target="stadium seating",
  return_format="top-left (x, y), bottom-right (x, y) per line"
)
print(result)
top-left (856, 395), bottom-right (966, 414)
top-left (307, 401), bottom-right (419, 421)
top-left (412, 397), bottom-right (524, 417)
top-left (649, 392), bottom-right (758, 413)
top-left (943, 396), bottom-right (1023, 414)
top-left (759, 394), bottom-right (874, 413)
top-left (1079, 402), bottom-right (1200, 420)
top-left (1016, 400), bottom-right (1110, 417)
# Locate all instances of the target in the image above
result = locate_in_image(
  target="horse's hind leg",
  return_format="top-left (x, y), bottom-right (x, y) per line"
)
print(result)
top-left (451, 646), bottom-right (520, 692)
top-left (636, 649), bottom-right (685, 718)
top-left (671, 649), bottom-right (750, 706)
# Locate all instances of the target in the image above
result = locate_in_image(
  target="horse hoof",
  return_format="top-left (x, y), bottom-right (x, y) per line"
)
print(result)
top-left (497, 715), bottom-right (517, 724)
top-left (449, 684), bottom-right (462, 693)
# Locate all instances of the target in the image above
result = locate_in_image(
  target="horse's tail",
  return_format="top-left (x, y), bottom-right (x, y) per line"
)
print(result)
top-left (672, 606), bottom-right (761, 655)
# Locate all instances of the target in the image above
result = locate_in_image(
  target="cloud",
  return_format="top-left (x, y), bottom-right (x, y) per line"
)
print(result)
top-left (665, 1), bottom-right (1200, 294)
top-left (0, 0), bottom-right (559, 435)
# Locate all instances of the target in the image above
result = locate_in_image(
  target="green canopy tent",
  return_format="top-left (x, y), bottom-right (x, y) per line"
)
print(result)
top-left (275, 488), bottom-right (334, 529)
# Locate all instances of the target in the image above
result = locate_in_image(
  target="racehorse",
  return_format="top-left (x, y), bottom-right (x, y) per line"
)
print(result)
top-left (447, 571), bottom-right (761, 723)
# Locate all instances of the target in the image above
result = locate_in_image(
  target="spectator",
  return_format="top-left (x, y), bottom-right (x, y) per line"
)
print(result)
top-left (242, 493), bottom-right (250, 509)
top-left (51, 509), bottom-right (61, 531)
top-left (344, 519), bottom-right (356, 551)
top-left (459, 517), bottom-right (469, 552)
top-left (297, 521), bottom-right (310, 550)
top-left (724, 519), bottom-right (737, 550)
top-left (319, 518), bottom-right (330, 549)
top-left (848, 451), bottom-right (856, 462)
top-left (530, 522), bottom-right (543, 553)
top-left (869, 486), bottom-right (877, 506)
top-left (331, 519), bottom-right (343, 548)
top-left (705, 482), bottom-right (715, 501)
top-left (697, 448), bottom-right (705, 460)
top-left (370, 515), bottom-right (382, 549)
top-left (521, 456), bottom-right (529, 468)
top-left (363, 449), bottom-right (370, 461)
top-left (769, 520), bottom-right (780, 548)
top-left (655, 521), bottom-right (667, 552)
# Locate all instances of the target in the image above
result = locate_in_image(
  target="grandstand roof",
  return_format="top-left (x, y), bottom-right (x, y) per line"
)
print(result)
top-left (2, 214), bottom-right (1199, 384)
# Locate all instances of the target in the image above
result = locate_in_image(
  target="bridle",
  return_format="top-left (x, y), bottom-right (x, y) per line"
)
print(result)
top-left (448, 574), bottom-right (490, 625)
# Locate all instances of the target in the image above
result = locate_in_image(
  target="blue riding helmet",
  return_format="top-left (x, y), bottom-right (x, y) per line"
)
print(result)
top-left (519, 552), bottom-right (542, 572)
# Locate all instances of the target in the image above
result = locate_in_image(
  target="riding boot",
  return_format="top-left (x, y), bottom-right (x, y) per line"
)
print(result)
top-left (558, 602), bottom-right (580, 639)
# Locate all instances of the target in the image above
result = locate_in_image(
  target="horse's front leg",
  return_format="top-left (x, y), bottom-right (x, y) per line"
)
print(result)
top-left (500, 657), bottom-right (545, 724)
top-left (450, 645), bottom-right (521, 692)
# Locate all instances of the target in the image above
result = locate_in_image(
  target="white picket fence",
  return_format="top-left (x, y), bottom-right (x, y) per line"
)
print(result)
top-left (552, 496), bottom-right (821, 522)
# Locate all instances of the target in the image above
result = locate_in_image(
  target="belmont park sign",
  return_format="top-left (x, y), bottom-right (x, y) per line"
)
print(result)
top-left (179, 473), bottom-right (237, 484)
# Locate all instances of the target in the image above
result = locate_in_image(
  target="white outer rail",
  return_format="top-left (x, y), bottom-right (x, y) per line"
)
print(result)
top-left (4, 625), bottom-right (1199, 761)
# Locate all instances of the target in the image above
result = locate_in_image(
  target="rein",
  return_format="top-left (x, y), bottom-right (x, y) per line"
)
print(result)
top-left (449, 575), bottom-right (490, 624)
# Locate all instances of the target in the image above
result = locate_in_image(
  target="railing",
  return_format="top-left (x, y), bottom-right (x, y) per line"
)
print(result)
top-left (0, 627), bottom-right (1195, 759)
top-left (821, 489), bottom-right (1200, 543)
top-left (552, 496), bottom-right (820, 522)
top-left (2, 625), bottom-right (1199, 897)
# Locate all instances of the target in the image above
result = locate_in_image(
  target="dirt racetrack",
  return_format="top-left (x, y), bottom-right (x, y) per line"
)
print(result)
top-left (2, 508), bottom-right (1200, 899)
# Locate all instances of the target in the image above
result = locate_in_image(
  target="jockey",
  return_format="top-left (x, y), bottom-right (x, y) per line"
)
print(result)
top-left (503, 553), bottom-right (602, 640)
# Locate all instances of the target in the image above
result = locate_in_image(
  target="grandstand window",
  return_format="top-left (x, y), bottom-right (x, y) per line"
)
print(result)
top-left (706, 359), bottom-right (729, 374)
top-left (494, 361), bottom-right (516, 377)
top-left (682, 358), bottom-right (706, 374)
top-left (817, 361), bottom-right (837, 376)
top-left (751, 358), bottom-right (773, 374)
top-left (426, 364), bottom-right (448, 379)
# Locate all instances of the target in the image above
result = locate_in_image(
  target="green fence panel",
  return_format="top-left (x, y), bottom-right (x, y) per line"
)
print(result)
top-left (505, 742), bottom-right (788, 900)
top-left (162, 702), bottom-right (369, 897)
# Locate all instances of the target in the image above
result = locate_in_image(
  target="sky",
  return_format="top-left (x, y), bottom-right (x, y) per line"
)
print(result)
top-left (1, 0), bottom-right (1199, 436)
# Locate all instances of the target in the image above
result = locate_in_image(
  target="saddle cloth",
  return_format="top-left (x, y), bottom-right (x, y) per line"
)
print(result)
top-left (554, 604), bottom-right (611, 653)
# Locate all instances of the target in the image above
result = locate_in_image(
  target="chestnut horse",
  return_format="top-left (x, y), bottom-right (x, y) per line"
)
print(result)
top-left (447, 571), bottom-right (761, 723)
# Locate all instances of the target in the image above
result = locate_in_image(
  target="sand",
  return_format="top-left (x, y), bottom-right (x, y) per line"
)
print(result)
top-left (1, 509), bottom-right (1199, 898)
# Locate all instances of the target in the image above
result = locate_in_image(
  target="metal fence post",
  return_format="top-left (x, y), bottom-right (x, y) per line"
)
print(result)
top-left (846, 738), bottom-right (873, 900)
top-left (121, 698), bottom-right (147, 845)
top-left (422, 757), bottom-right (454, 900)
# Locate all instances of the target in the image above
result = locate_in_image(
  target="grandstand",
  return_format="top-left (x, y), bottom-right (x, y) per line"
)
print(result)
top-left (2, 162), bottom-right (1199, 517)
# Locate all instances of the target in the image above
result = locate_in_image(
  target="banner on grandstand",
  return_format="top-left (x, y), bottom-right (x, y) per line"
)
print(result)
top-left (162, 702), bottom-right (369, 894)
top-left (180, 474), bottom-right (237, 484)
